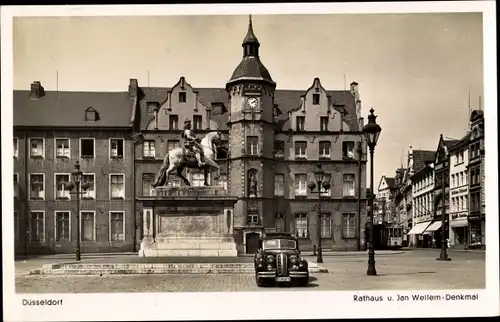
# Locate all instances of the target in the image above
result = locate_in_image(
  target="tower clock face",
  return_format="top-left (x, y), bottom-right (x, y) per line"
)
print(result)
top-left (246, 97), bottom-right (258, 109)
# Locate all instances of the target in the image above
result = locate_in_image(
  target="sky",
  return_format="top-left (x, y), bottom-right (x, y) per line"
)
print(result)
top-left (12, 13), bottom-right (484, 190)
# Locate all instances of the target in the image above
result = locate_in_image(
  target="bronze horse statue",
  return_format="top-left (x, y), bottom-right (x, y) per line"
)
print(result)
top-left (152, 131), bottom-right (223, 187)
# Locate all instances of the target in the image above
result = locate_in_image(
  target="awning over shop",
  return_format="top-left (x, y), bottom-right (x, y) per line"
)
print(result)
top-left (407, 221), bottom-right (432, 235)
top-left (450, 219), bottom-right (468, 228)
top-left (423, 221), bottom-right (442, 234)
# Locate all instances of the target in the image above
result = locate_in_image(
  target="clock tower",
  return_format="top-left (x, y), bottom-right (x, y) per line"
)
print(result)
top-left (226, 15), bottom-right (277, 253)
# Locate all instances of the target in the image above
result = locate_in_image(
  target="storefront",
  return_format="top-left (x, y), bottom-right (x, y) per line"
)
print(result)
top-left (468, 217), bottom-right (483, 249)
top-left (449, 212), bottom-right (468, 249)
top-left (407, 221), bottom-right (431, 248)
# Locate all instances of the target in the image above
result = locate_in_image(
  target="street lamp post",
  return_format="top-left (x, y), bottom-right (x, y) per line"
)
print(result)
top-left (65, 161), bottom-right (90, 261)
top-left (362, 108), bottom-right (382, 276)
top-left (437, 143), bottom-right (452, 261)
top-left (308, 162), bottom-right (331, 264)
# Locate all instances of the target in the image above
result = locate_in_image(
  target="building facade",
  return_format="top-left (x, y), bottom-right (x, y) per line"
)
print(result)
top-left (408, 163), bottom-right (435, 247)
top-left (375, 176), bottom-right (395, 224)
top-left (448, 134), bottom-right (470, 249)
top-left (13, 83), bottom-right (137, 255)
top-left (13, 17), bottom-right (368, 255)
top-left (467, 110), bottom-right (485, 249)
top-left (431, 135), bottom-right (458, 248)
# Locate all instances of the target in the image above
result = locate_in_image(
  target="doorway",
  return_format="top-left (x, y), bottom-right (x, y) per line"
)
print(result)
top-left (245, 232), bottom-right (261, 254)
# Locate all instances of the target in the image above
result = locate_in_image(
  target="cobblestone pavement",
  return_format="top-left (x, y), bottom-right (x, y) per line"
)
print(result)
top-left (15, 250), bottom-right (485, 293)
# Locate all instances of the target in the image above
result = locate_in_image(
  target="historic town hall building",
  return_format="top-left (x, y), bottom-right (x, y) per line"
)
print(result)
top-left (13, 17), bottom-right (368, 255)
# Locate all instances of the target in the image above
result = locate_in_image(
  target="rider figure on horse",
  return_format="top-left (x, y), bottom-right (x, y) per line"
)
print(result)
top-left (182, 119), bottom-right (205, 168)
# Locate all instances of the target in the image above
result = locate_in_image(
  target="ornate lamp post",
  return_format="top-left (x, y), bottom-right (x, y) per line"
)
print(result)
top-left (437, 144), bottom-right (452, 261)
top-left (308, 162), bottom-right (331, 264)
top-left (65, 161), bottom-right (90, 261)
top-left (362, 108), bottom-right (382, 276)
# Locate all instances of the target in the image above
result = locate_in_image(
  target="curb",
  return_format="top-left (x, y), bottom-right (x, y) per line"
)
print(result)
top-left (301, 251), bottom-right (405, 257)
top-left (29, 261), bottom-right (328, 275)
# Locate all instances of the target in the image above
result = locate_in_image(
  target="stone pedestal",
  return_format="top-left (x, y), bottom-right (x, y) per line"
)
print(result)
top-left (139, 186), bottom-right (238, 257)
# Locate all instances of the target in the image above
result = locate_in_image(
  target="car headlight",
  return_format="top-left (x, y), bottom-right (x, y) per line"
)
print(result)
top-left (266, 255), bottom-right (275, 263)
top-left (289, 255), bottom-right (299, 264)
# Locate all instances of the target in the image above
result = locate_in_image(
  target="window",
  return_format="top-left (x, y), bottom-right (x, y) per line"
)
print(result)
top-left (216, 141), bottom-right (229, 159)
top-left (313, 94), bottom-right (320, 105)
top-left (475, 169), bottom-right (479, 185)
top-left (295, 141), bottom-right (307, 159)
top-left (216, 174), bottom-right (228, 191)
top-left (169, 115), bottom-right (179, 130)
top-left (80, 138), bottom-right (95, 158)
top-left (143, 140), bottom-right (156, 158)
top-left (82, 174), bottom-right (96, 199)
top-left (320, 174), bottom-right (331, 197)
top-left (247, 213), bottom-right (259, 225)
top-left (14, 173), bottom-right (19, 199)
top-left (319, 141), bottom-right (331, 158)
top-left (193, 115), bottom-right (202, 130)
top-left (29, 174), bottom-right (45, 200)
top-left (452, 198), bottom-right (457, 212)
top-left (320, 213), bottom-right (332, 238)
top-left (274, 141), bottom-right (284, 159)
top-left (192, 172), bottom-right (205, 187)
top-left (295, 213), bottom-right (308, 238)
top-left (168, 140), bottom-right (180, 152)
top-left (110, 174), bottom-right (125, 199)
top-left (247, 136), bottom-right (259, 155)
top-left (343, 174), bottom-right (355, 197)
top-left (14, 137), bottom-right (19, 158)
top-left (14, 211), bottom-right (19, 243)
top-left (275, 213), bottom-right (285, 232)
top-left (30, 138), bottom-right (44, 158)
top-left (470, 170), bottom-right (475, 185)
top-left (55, 211), bottom-right (70, 242)
top-left (464, 195), bottom-right (468, 211)
top-left (80, 211), bottom-right (95, 241)
top-left (296, 116), bottom-right (305, 131)
top-left (55, 174), bottom-right (70, 200)
top-left (55, 138), bottom-right (70, 158)
top-left (29, 211), bottom-right (45, 242)
top-left (465, 170), bottom-right (468, 184)
top-left (142, 173), bottom-right (155, 196)
top-left (110, 211), bottom-right (125, 241)
top-left (342, 141), bottom-right (355, 159)
top-left (320, 116), bottom-right (329, 131)
top-left (110, 139), bottom-right (124, 159)
top-left (274, 174), bottom-right (284, 196)
top-left (294, 174), bottom-right (307, 196)
top-left (342, 213), bottom-right (356, 239)
top-left (451, 174), bottom-right (455, 187)
top-left (178, 92), bottom-right (186, 103)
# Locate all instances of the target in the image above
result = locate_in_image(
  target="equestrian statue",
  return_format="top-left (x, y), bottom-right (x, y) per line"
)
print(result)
top-left (152, 119), bottom-right (223, 187)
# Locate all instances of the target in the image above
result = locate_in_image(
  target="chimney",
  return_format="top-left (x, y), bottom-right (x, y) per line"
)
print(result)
top-left (300, 96), bottom-right (306, 112)
top-left (350, 81), bottom-right (361, 118)
top-left (129, 78), bottom-right (138, 98)
top-left (30, 81), bottom-right (43, 100)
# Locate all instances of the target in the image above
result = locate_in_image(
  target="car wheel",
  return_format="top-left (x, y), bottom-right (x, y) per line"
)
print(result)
top-left (255, 273), bottom-right (267, 287)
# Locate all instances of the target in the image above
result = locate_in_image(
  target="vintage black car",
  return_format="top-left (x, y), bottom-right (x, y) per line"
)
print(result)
top-left (253, 232), bottom-right (309, 287)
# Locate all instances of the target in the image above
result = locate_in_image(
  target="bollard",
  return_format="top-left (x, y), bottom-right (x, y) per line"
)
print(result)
top-left (313, 244), bottom-right (317, 256)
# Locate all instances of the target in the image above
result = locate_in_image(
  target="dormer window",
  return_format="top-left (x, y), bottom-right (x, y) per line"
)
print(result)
top-left (296, 116), bottom-right (305, 131)
top-left (178, 92), bottom-right (187, 103)
top-left (313, 94), bottom-right (320, 105)
top-left (85, 107), bottom-right (99, 122)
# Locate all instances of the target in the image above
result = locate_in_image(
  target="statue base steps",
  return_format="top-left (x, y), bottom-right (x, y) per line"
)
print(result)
top-left (139, 237), bottom-right (238, 257)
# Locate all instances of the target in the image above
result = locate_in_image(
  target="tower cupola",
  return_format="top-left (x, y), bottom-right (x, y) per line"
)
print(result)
top-left (226, 15), bottom-right (276, 90)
